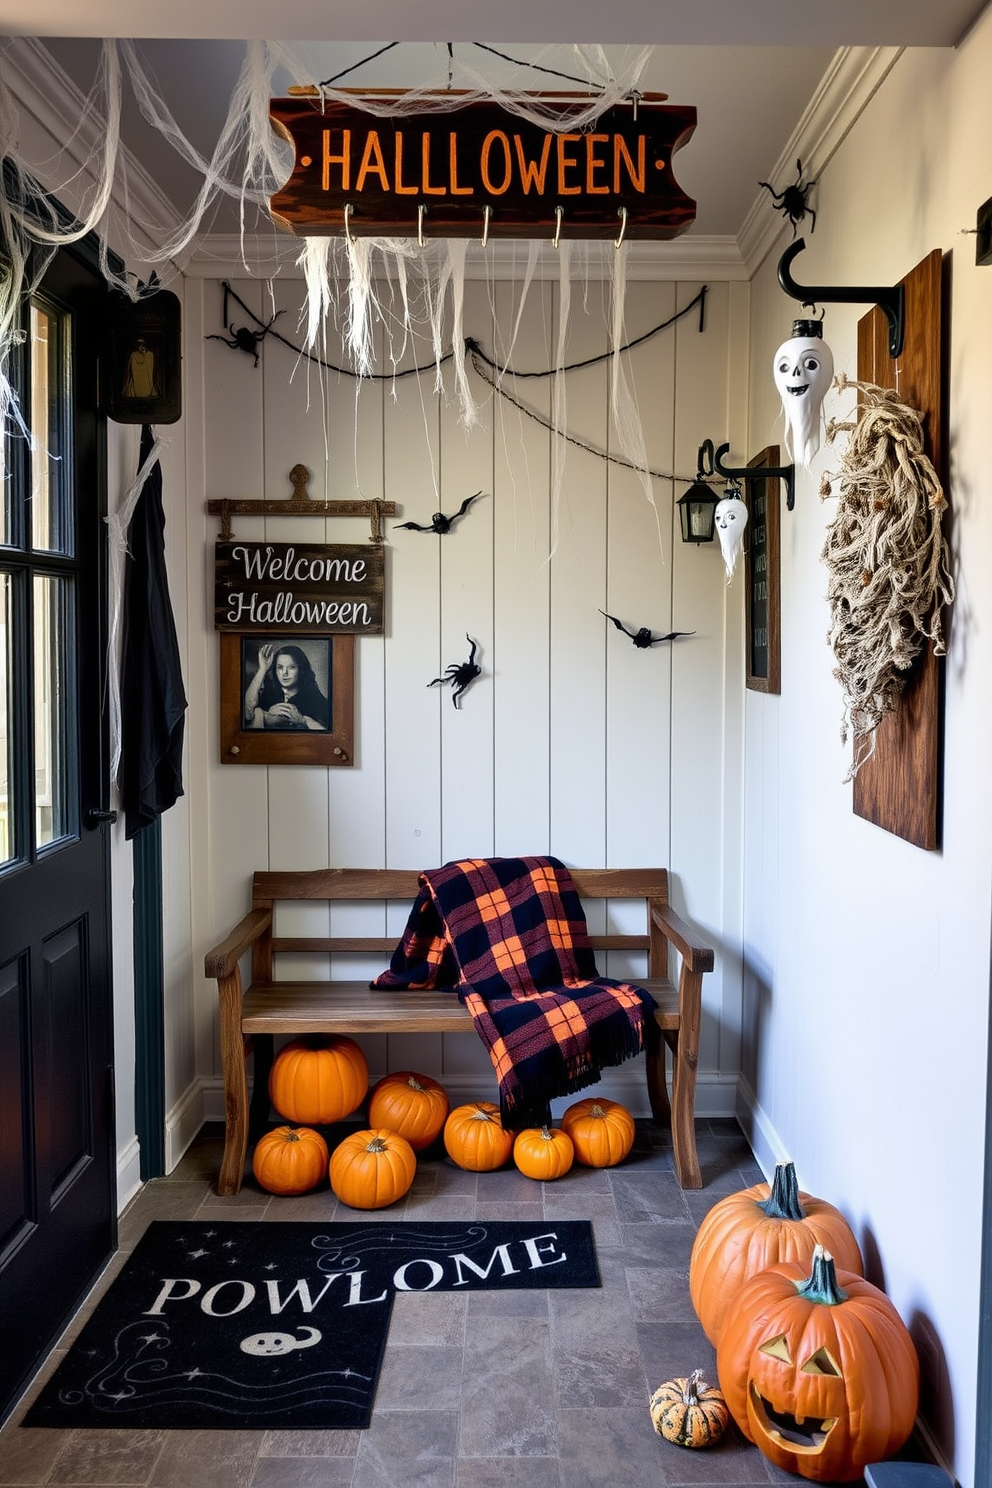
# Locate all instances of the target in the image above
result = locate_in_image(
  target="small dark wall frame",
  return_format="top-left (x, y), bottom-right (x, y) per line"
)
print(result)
top-left (744, 445), bottom-right (782, 694)
top-left (220, 632), bottom-right (355, 765)
top-left (102, 288), bottom-right (182, 424)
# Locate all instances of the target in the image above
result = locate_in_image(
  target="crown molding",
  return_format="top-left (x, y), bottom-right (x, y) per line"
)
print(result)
top-left (2, 36), bottom-right (187, 271)
top-left (737, 45), bottom-right (903, 276)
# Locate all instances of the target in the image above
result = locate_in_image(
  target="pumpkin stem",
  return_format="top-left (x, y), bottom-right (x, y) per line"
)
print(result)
top-left (795, 1244), bottom-right (849, 1305)
top-left (590, 1103), bottom-right (605, 1118)
top-left (407, 1077), bottom-right (425, 1091)
top-left (471, 1108), bottom-right (495, 1122)
top-left (540, 1126), bottom-right (554, 1141)
top-left (285, 1130), bottom-right (301, 1143)
top-left (683, 1369), bottom-right (705, 1403)
top-left (758, 1160), bottom-right (806, 1221)
top-left (366, 1136), bottom-right (389, 1153)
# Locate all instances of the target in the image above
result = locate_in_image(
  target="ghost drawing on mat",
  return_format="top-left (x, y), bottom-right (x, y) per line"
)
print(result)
top-left (715, 486), bottom-right (748, 582)
top-left (773, 319), bottom-right (834, 468)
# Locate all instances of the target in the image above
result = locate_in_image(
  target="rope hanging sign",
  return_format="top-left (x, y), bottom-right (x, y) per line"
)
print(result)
top-left (269, 92), bottom-right (696, 241)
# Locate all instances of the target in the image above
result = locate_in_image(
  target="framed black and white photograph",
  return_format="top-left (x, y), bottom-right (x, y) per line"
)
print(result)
top-left (219, 632), bottom-right (355, 765)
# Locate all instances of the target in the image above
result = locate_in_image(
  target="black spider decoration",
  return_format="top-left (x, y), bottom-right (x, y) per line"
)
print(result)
top-left (429, 635), bottom-right (482, 707)
top-left (758, 158), bottom-right (818, 236)
top-left (395, 491), bottom-right (482, 534)
top-left (206, 282), bottom-right (284, 366)
top-left (599, 611), bottom-right (695, 649)
top-left (207, 311), bottom-right (283, 367)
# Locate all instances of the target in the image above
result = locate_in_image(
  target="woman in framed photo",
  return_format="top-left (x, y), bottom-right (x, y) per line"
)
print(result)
top-left (244, 641), bottom-right (330, 731)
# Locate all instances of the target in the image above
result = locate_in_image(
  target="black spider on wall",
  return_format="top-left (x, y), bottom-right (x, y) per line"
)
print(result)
top-left (206, 282), bottom-right (283, 367)
top-left (758, 158), bottom-right (818, 236)
top-left (428, 636), bottom-right (482, 708)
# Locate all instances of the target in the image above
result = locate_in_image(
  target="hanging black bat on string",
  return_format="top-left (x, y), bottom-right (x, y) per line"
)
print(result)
top-left (428, 635), bottom-right (482, 707)
top-left (395, 491), bottom-right (482, 534)
top-left (599, 611), bottom-right (696, 649)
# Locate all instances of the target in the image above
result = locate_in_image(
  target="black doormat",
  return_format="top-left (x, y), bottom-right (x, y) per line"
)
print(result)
top-left (25, 1219), bottom-right (599, 1431)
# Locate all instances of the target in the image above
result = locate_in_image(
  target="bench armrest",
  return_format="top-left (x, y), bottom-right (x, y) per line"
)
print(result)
top-left (204, 909), bottom-right (272, 980)
top-left (650, 903), bottom-right (715, 974)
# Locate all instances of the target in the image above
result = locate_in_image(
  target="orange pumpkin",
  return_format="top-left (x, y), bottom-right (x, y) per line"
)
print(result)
top-left (689, 1161), bottom-right (863, 1346)
top-left (251, 1125), bottom-right (329, 1194)
top-left (716, 1245), bottom-right (919, 1483)
top-left (329, 1127), bottom-right (417, 1209)
top-left (561, 1097), bottom-right (635, 1167)
top-left (512, 1125), bottom-right (574, 1181)
top-left (444, 1102), bottom-right (514, 1171)
top-left (368, 1071), bottom-right (449, 1151)
top-left (268, 1035), bottom-right (369, 1126)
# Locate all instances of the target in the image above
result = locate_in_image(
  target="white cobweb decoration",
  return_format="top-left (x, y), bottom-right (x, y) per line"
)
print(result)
top-left (0, 38), bottom-right (657, 438)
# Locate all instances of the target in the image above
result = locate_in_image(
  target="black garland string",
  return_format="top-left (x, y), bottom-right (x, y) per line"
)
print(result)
top-left (210, 281), bottom-right (706, 383)
top-left (206, 282), bottom-right (706, 481)
top-left (467, 347), bottom-right (692, 484)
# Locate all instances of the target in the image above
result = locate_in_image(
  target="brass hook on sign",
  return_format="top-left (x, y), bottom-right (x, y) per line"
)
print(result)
top-left (777, 238), bottom-right (905, 359)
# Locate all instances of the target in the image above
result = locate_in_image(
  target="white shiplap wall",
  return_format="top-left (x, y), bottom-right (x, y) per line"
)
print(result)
top-left (184, 253), bottom-right (746, 1118)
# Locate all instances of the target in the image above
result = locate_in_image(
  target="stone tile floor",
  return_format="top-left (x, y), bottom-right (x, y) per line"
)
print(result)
top-left (0, 1119), bottom-right (834, 1487)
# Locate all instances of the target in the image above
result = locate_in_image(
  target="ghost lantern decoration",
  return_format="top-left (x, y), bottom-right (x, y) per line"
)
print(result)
top-left (773, 319), bottom-right (833, 469)
top-left (714, 483), bottom-right (748, 582)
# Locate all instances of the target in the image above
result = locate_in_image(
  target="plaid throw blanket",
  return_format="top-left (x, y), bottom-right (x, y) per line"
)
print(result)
top-left (372, 856), bottom-right (656, 1129)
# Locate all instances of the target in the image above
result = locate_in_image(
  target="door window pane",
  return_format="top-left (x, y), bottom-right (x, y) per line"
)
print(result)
top-left (29, 303), bottom-right (69, 556)
top-left (0, 573), bottom-right (10, 864)
top-left (34, 573), bottom-right (72, 848)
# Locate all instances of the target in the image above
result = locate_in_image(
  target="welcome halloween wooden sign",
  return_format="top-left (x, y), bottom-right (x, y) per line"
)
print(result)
top-left (269, 94), bottom-right (696, 240)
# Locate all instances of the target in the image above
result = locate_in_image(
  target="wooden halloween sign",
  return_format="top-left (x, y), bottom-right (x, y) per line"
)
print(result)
top-left (269, 95), bottom-right (696, 241)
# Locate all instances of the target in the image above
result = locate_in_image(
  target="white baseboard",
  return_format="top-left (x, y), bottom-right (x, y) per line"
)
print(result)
top-left (734, 1076), bottom-right (789, 1180)
top-left (116, 1134), bottom-right (143, 1215)
top-left (165, 1080), bottom-right (210, 1172)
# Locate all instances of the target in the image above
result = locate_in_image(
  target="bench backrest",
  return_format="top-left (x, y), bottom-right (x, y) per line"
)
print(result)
top-left (249, 867), bottom-right (671, 982)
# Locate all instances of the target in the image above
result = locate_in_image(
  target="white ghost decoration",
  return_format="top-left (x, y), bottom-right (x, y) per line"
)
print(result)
top-left (773, 320), bottom-right (834, 468)
top-left (714, 487), bottom-right (748, 582)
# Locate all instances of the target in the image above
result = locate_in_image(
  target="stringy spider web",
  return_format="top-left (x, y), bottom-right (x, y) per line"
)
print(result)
top-left (819, 374), bottom-right (954, 780)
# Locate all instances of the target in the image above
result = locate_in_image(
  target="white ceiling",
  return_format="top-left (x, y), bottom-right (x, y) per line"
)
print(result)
top-left (11, 1), bottom-right (990, 243)
top-left (6, 0), bottom-right (988, 45)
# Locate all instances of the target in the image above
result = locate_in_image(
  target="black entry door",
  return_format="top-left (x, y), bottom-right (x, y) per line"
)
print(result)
top-left (0, 243), bottom-right (116, 1422)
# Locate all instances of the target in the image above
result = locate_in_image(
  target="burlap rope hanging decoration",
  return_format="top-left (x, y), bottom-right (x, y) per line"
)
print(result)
top-left (819, 374), bottom-right (955, 780)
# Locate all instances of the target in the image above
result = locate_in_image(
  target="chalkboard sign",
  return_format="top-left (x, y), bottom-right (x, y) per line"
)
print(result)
top-left (744, 445), bottom-right (781, 694)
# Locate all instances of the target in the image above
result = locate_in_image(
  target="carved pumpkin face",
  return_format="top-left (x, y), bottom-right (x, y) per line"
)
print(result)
top-left (716, 1248), bottom-right (919, 1483)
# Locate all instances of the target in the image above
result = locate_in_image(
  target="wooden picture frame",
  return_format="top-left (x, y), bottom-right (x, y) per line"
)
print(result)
top-left (219, 633), bottom-right (355, 765)
top-left (744, 444), bottom-right (782, 694)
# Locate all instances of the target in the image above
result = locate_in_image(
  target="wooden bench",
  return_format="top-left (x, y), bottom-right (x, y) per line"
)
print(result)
top-left (203, 867), bottom-right (715, 1195)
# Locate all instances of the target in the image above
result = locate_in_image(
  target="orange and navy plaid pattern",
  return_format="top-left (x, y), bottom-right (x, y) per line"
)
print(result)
top-left (372, 857), bottom-right (656, 1128)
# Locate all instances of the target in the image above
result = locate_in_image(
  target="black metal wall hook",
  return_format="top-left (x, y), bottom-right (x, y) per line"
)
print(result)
top-left (776, 238), bottom-right (905, 359)
top-left (704, 441), bottom-right (797, 512)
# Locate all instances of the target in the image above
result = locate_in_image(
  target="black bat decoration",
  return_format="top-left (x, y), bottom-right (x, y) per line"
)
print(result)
top-left (395, 491), bottom-right (482, 534)
top-left (599, 611), bottom-right (696, 649)
top-left (428, 635), bottom-right (482, 707)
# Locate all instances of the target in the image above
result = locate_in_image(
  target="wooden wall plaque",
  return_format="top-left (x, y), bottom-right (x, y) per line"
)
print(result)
top-left (269, 97), bottom-right (696, 240)
top-left (854, 249), bottom-right (947, 849)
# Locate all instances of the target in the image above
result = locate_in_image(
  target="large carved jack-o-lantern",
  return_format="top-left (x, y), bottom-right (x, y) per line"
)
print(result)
top-left (716, 1246), bottom-right (919, 1483)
